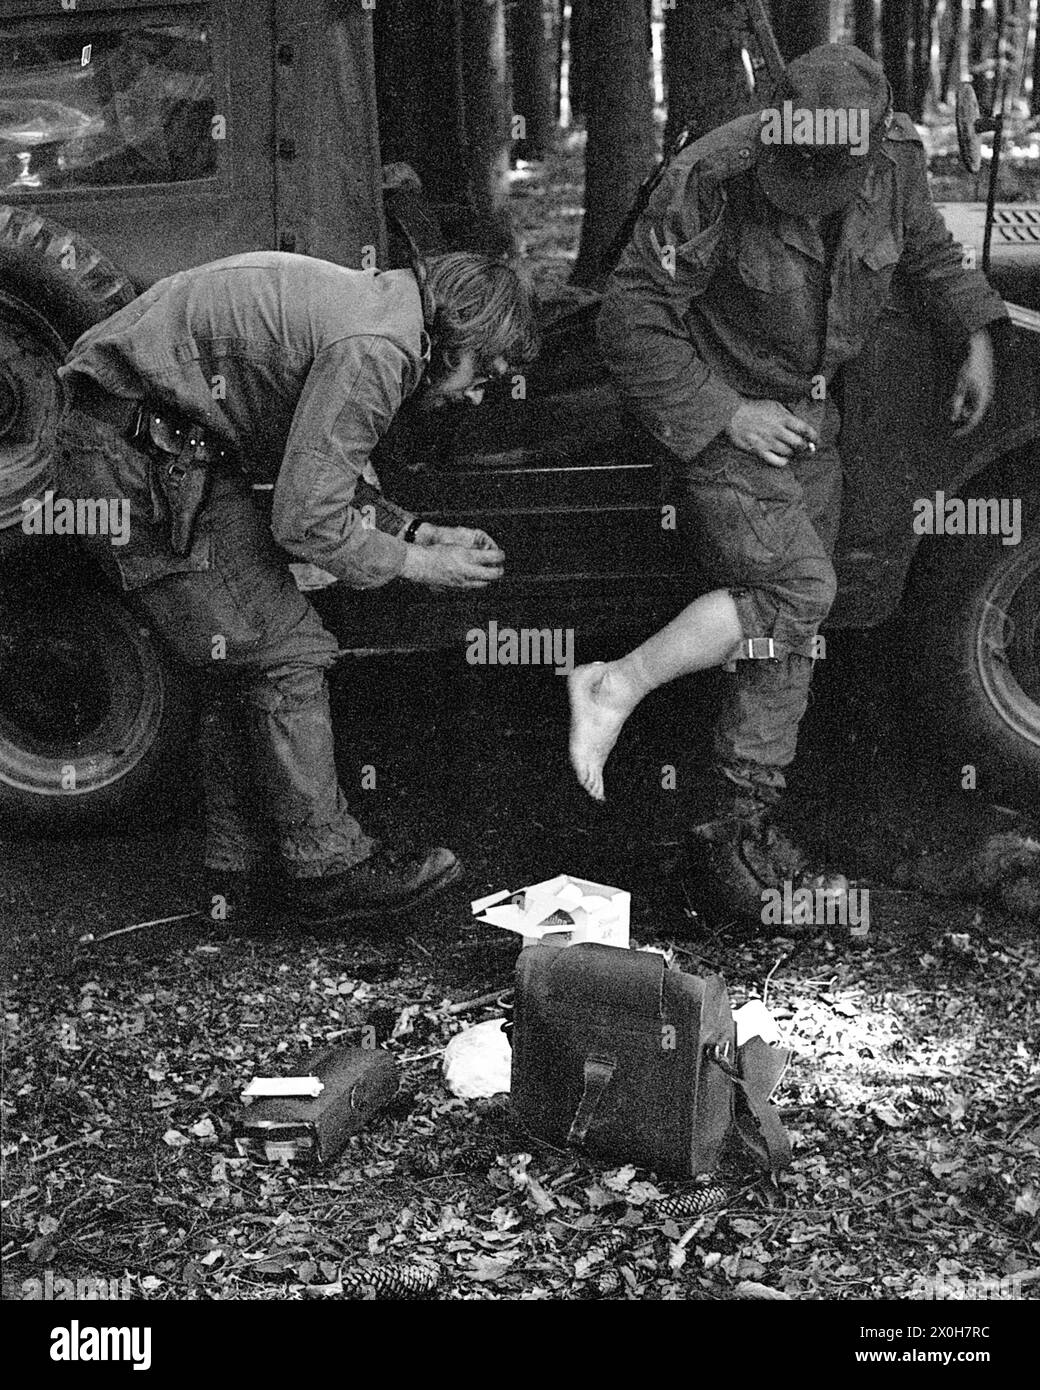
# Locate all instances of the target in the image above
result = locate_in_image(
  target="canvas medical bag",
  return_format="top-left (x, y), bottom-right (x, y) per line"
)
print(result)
top-left (510, 943), bottom-right (791, 1179)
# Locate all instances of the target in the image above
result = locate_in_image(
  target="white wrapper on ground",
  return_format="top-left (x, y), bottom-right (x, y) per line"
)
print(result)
top-left (241, 1076), bottom-right (324, 1099)
top-left (733, 1000), bottom-right (782, 1049)
top-left (442, 1018), bottom-right (512, 1099)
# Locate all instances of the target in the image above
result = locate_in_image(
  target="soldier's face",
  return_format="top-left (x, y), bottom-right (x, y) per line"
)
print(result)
top-left (423, 351), bottom-right (509, 409)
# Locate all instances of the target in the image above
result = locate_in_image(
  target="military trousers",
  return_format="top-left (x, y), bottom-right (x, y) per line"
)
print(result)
top-left (53, 406), bottom-right (375, 878)
top-left (678, 398), bottom-right (843, 809)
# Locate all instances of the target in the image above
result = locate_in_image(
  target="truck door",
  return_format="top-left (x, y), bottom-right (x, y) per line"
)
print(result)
top-left (333, 300), bottom-right (686, 655)
top-left (0, 0), bottom-right (275, 286)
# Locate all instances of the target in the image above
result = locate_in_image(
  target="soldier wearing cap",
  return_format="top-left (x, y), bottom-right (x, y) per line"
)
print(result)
top-left (568, 44), bottom-right (1007, 918)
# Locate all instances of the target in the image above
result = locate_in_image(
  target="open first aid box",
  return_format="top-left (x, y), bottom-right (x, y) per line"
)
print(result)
top-left (471, 873), bottom-right (630, 949)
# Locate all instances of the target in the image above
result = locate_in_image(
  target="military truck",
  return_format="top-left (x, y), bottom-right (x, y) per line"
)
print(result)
top-left (0, 0), bottom-right (1037, 830)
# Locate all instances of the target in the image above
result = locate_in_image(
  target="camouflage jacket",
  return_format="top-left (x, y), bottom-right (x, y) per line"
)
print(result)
top-left (596, 112), bottom-right (1009, 462)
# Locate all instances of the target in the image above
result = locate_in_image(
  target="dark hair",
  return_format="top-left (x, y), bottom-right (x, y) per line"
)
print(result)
top-left (424, 252), bottom-right (540, 373)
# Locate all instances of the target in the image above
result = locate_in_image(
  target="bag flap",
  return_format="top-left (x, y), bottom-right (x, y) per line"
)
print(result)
top-left (541, 942), bottom-right (668, 1019)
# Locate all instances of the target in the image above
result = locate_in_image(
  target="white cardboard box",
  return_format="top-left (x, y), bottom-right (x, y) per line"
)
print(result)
top-left (471, 872), bottom-right (630, 949)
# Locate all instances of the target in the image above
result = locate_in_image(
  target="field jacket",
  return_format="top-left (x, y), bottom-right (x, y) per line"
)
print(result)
top-left (59, 253), bottom-right (429, 588)
top-left (596, 111), bottom-right (1009, 462)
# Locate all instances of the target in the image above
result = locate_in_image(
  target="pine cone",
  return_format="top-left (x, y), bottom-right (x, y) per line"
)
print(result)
top-left (903, 1083), bottom-right (945, 1107)
top-left (651, 1185), bottom-right (728, 1221)
top-left (584, 1230), bottom-right (632, 1263)
top-left (341, 1263), bottom-right (440, 1300)
top-left (582, 1267), bottom-right (623, 1298)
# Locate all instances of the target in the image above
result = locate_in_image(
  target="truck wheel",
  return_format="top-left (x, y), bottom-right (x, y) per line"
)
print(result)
top-left (0, 203), bottom-right (135, 528)
top-left (0, 205), bottom-right (193, 827)
top-left (0, 576), bottom-right (195, 829)
top-left (902, 473), bottom-right (1040, 804)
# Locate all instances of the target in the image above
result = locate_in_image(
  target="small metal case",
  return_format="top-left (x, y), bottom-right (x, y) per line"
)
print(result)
top-left (234, 1046), bottom-right (399, 1166)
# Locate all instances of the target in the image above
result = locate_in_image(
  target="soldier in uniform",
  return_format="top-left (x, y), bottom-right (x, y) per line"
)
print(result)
top-left (55, 250), bottom-right (538, 931)
top-left (568, 44), bottom-right (1006, 917)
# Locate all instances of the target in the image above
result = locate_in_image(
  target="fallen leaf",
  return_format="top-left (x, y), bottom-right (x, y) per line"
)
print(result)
top-left (465, 1252), bottom-right (520, 1282)
top-left (734, 1281), bottom-right (792, 1300)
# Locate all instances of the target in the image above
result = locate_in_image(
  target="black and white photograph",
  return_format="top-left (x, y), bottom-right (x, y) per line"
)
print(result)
top-left (1, 0), bottom-right (1037, 1360)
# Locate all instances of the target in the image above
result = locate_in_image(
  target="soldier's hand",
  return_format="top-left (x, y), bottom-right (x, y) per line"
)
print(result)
top-left (413, 523), bottom-right (501, 551)
top-left (725, 400), bottom-right (819, 468)
top-left (401, 541), bottom-right (505, 590)
top-left (950, 330), bottom-right (995, 436)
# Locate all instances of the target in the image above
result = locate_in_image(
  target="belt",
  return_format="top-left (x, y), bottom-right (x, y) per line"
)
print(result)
top-left (68, 375), bottom-right (232, 465)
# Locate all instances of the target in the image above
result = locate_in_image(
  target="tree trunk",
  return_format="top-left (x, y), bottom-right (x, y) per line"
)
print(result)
top-left (571, 0), bottom-right (655, 288)
top-left (853, 0), bottom-right (878, 58)
top-left (568, 0), bottom-right (590, 123)
top-left (459, 0), bottom-right (515, 249)
top-left (769, 0), bottom-right (833, 60)
top-left (543, 0), bottom-right (562, 121)
top-left (373, 0), bottom-right (468, 204)
top-left (970, 0), bottom-right (994, 108)
top-left (999, 0), bottom-right (1032, 110)
top-left (910, 0), bottom-right (932, 117)
top-left (940, 0), bottom-right (964, 104)
top-left (663, 0), bottom-right (754, 154)
top-left (510, 0), bottom-right (557, 158)
top-left (881, 0), bottom-right (914, 111)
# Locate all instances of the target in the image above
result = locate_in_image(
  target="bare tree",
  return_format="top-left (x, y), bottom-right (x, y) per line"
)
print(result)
top-left (568, 0), bottom-right (590, 123)
top-left (663, 0), bottom-right (754, 154)
top-left (571, 0), bottom-right (656, 287)
top-left (881, 0), bottom-right (914, 111)
top-left (939, 0), bottom-right (966, 105)
top-left (768, 0), bottom-right (833, 59)
top-left (853, 0), bottom-right (879, 58)
top-left (459, 0), bottom-right (515, 249)
top-left (912, 0), bottom-right (935, 116)
top-left (510, 0), bottom-right (557, 158)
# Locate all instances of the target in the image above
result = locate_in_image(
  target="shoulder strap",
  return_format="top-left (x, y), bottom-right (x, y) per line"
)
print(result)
top-left (734, 1035), bottom-right (792, 1173)
top-left (710, 1037), bottom-right (792, 1173)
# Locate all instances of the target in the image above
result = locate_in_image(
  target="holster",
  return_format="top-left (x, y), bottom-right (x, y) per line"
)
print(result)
top-left (142, 412), bottom-right (224, 556)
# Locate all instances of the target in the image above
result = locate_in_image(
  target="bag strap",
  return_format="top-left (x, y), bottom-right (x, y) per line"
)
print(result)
top-left (709, 1043), bottom-right (792, 1173)
top-left (567, 1052), bottom-right (617, 1147)
top-left (733, 1073), bottom-right (792, 1174)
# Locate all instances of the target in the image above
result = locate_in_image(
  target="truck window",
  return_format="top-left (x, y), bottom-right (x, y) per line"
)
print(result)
top-left (0, 10), bottom-right (217, 192)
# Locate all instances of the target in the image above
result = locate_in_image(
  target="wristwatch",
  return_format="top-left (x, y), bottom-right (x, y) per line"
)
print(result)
top-left (402, 517), bottom-right (424, 543)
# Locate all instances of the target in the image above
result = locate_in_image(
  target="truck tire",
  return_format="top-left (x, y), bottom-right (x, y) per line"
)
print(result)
top-left (902, 454), bottom-right (1040, 805)
top-left (0, 571), bottom-right (196, 829)
top-left (0, 205), bottom-right (193, 828)
top-left (0, 203), bottom-right (135, 528)
top-left (0, 572), bottom-right (197, 822)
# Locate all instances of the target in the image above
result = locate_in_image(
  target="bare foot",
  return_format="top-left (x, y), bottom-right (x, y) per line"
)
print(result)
top-left (567, 662), bottom-right (637, 802)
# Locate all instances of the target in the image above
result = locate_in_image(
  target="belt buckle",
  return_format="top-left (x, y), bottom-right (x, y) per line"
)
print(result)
top-left (744, 637), bottom-right (776, 660)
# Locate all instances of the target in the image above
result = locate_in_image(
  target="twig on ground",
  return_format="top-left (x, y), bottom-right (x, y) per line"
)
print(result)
top-left (27, 1136), bottom-right (100, 1164)
top-left (762, 953), bottom-right (789, 1008)
top-left (79, 911), bottom-right (201, 945)
top-left (445, 988), bottom-right (507, 1015)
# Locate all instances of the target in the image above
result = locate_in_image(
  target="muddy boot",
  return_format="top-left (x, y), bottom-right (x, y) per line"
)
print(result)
top-left (686, 786), bottom-right (831, 927)
top-left (285, 843), bottom-right (463, 930)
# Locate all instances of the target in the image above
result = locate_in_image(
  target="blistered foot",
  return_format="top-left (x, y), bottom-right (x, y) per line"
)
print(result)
top-left (567, 662), bottom-right (632, 802)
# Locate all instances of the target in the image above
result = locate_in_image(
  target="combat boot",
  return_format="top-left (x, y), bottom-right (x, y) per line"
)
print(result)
top-left (686, 785), bottom-right (833, 927)
top-left (284, 842), bottom-right (462, 930)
